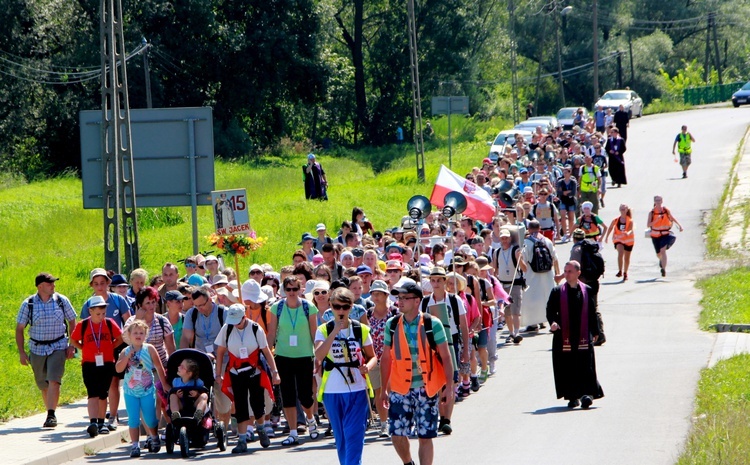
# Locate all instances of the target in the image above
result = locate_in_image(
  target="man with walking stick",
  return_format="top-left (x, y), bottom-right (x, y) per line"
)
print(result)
top-left (492, 229), bottom-right (527, 344)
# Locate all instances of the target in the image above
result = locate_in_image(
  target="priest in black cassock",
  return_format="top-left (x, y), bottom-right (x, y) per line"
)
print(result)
top-left (546, 261), bottom-right (604, 409)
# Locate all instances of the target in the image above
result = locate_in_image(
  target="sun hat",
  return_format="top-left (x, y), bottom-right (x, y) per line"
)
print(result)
top-left (225, 304), bottom-right (246, 325)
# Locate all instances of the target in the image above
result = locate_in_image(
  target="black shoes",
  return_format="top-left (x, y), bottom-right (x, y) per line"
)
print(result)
top-left (43, 416), bottom-right (57, 428)
top-left (581, 396), bottom-right (593, 409)
top-left (567, 399), bottom-right (580, 409)
top-left (513, 335), bottom-right (523, 344)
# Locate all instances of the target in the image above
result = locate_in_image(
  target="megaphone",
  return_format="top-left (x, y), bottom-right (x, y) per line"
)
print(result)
top-left (406, 195), bottom-right (432, 220)
top-left (500, 187), bottom-right (520, 206)
top-left (495, 179), bottom-right (514, 193)
top-left (442, 192), bottom-right (467, 218)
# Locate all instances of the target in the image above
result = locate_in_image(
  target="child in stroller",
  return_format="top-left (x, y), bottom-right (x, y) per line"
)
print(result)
top-left (169, 357), bottom-right (208, 423)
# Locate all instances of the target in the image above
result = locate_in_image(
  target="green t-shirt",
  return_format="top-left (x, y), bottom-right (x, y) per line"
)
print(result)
top-left (271, 299), bottom-right (319, 358)
top-left (384, 313), bottom-right (447, 389)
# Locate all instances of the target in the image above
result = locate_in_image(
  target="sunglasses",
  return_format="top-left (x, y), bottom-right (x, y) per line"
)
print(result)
top-left (314, 290), bottom-right (328, 296)
top-left (198, 265), bottom-right (205, 269)
top-left (250, 270), bottom-right (263, 275)
top-left (185, 264), bottom-right (196, 268)
top-left (331, 303), bottom-right (351, 311)
top-left (284, 287), bottom-right (300, 292)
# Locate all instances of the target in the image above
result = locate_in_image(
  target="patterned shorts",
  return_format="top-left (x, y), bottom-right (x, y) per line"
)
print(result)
top-left (388, 386), bottom-right (439, 439)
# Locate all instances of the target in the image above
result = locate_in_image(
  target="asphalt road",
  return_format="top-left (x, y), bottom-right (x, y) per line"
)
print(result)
top-left (66, 107), bottom-right (750, 465)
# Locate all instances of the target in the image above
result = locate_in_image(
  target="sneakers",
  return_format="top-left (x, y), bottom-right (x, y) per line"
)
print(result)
top-left (581, 395), bottom-right (593, 409)
top-left (379, 423), bottom-right (390, 438)
top-left (488, 361), bottom-right (496, 375)
top-left (150, 436), bottom-right (161, 453)
top-left (479, 369), bottom-right (488, 383)
top-left (98, 424), bottom-right (110, 435)
top-left (130, 444), bottom-right (141, 458)
top-left (470, 377), bottom-right (481, 392)
top-left (171, 411), bottom-right (181, 422)
top-left (458, 385), bottom-right (471, 398)
top-left (438, 418), bottom-right (453, 435)
top-left (193, 409), bottom-right (204, 422)
top-left (105, 415), bottom-right (118, 431)
top-left (661, 266), bottom-right (666, 277)
top-left (145, 436), bottom-right (153, 452)
top-left (257, 427), bottom-right (271, 448)
top-left (600, 198), bottom-right (605, 208)
top-left (231, 440), bottom-right (248, 454)
top-left (43, 415), bottom-right (57, 428)
top-left (86, 423), bottom-right (99, 438)
top-left (505, 335), bottom-right (514, 343)
top-left (513, 335), bottom-right (523, 344)
top-left (682, 172), bottom-right (687, 179)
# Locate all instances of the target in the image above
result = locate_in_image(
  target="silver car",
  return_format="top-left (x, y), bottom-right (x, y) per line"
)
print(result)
top-left (595, 89), bottom-right (643, 118)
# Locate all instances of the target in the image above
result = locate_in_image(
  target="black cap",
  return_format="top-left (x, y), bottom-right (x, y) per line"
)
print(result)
top-left (390, 282), bottom-right (423, 299)
top-left (165, 290), bottom-right (186, 301)
top-left (351, 247), bottom-right (364, 258)
top-left (35, 273), bottom-right (59, 286)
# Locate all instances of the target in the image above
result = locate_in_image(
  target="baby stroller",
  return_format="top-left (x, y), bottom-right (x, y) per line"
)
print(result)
top-left (164, 349), bottom-right (227, 457)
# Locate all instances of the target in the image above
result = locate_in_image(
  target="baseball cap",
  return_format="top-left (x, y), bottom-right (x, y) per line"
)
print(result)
top-left (372, 231), bottom-right (383, 241)
top-left (298, 233), bottom-right (315, 244)
top-left (573, 228), bottom-right (586, 239)
top-left (312, 255), bottom-right (325, 266)
top-left (351, 247), bottom-right (364, 258)
top-left (369, 280), bottom-right (389, 294)
top-left (86, 295), bottom-right (108, 308)
top-left (35, 272), bottom-right (59, 286)
top-left (523, 186), bottom-right (534, 194)
top-left (390, 281), bottom-right (423, 299)
top-left (316, 223), bottom-right (326, 232)
top-left (188, 274), bottom-right (207, 286)
top-left (356, 265), bottom-right (373, 275)
top-left (225, 304), bottom-right (246, 325)
top-left (89, 268), bottom-right (110, 283)
top-left (308, 153), bottom-right (316, 160)
top-left (165, 290), bottom-right (186, 302)
top-left (499, 229), bottom-right (511, 238)
top-left (483, 157), bottom-right (493, 165)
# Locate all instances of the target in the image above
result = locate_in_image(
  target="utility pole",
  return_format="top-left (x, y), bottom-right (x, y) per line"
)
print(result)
top-left (628, 35), bottom-right (635, 85)
top-left (533, 14), bottom-right (549, 114)
top-left (704, 15), bottom-right (711, 84)
top-left (406, 0), bottom-right (425, 183)
top-left (555, 17), bottom-right (565, 108)
top-left (509, 0), bottom-right (519, 124)
top-left (711, 13), bottom-right (722, 84)
top-left (100, 0), bottom-right (140, 273)
top-left (142, 38), bottom-right (152, 108)
top-left (616, 51), bottom-right (623, 89)
top-left (592, 0), bottom-right (599, 104)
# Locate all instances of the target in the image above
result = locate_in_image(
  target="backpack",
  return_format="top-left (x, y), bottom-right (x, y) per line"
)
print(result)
top-left (387, 314), bottom-right (440, 361)
top-left (26, 294), bottom-right (69, 344)
top-left (580, 239), bottom-right (605, 280)
top-left (190, 305), bottom-right (226, 348)
top-left (80, 318), bottom-right (115, 345)
top-left (528, 237), bottom-right (554, 272)
top-left (275, 299), bottom-right (311, 320)
top-left (421, 294), bottom-right (460, 333)
top-left (225, 320), bottom-right (260, 346)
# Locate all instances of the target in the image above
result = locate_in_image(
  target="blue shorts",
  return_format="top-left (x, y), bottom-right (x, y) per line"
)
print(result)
top-left (477, 328), bottom-right (488, 348)
top-left (558, 201), bottom-right (576, 212)
top-left (388, 386), bottom-right (439, 439)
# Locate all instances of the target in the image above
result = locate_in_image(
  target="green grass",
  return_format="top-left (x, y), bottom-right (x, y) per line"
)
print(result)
top-left (643, 98), bottom-right (693, 116)
top-left (676, 354), bottom-right (750, 465)
top-left (697, 267), bottom-right (750, 330)
top-left (0, 115), bottom-right (504, 421)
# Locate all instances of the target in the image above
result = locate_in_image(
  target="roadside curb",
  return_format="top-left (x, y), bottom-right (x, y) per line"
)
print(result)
top-left (720, 125), bottom-right (750, 253)
top-left (25, 431), bottom-right (126, 465)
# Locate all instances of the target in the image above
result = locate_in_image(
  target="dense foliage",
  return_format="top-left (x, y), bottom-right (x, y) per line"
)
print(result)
top-left (1, 0), bottom-right (749, 178)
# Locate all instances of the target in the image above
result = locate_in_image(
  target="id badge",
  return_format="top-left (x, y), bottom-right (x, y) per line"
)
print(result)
top-left (133, 369), bottom-right (143, 381)
top-left (205, 344), bottom-right (214, 354)
top-left (239, 347), bottom-right (249, 359)
top-left (289, 335), bottom-right (298, 347)
top-left (95, 354), bottom-right (104, 367)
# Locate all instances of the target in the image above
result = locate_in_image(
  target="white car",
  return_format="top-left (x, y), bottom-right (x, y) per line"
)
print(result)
top-left (595, 89), bottom-right (643, 118)
top-left (488, 130), bottom-right (533, 162)
top-left (556, 107), bottom-right (588, 130)
top-left (525, 116), bottom-right (559, 132)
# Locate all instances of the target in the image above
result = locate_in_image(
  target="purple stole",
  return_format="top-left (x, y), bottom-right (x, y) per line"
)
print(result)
top-left (560, 282), bottom-right (589, 352)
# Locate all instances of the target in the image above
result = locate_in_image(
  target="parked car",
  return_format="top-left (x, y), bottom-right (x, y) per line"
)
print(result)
top-left (595, 89), bottom-right (643, 118)
top-left (731, 81), bottom-right (750, 107)
top-left (487, 129), bottom-right (533, 162)
top-left (525, 116), bottom-right (559, 132)
top-left (556, 107), bottom-right (588, 130)
top-left (513, 121), bottom-right (547, 133)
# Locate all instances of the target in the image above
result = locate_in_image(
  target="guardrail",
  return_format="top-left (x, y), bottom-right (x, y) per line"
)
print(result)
top-left (683, 81), bottom-right (744, 105)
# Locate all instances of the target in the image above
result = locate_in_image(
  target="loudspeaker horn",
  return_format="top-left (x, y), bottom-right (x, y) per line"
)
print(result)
top-left (500, 187), bottom-right (520, 206)
top-left (495, 179), bottom-right (514, 193)
top-left (442, 192), bottom-right (467, 218)
top-left (406, 195), bottom-right (432, 220)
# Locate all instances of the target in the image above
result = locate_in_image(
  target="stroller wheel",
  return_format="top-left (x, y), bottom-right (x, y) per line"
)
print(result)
top-left (216, 421), bottom-right (226, 452)
top-left (165, 424), bottom-right (174, 454)
top-left (179, 426), bottom-right (189, 458)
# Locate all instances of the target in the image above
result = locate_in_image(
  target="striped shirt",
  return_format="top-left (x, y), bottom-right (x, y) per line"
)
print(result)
top-left (17, 293), bottom-right (76, 356)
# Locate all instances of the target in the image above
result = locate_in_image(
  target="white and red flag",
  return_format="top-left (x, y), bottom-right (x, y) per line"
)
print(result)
top-left (429, 165), bottom-right (496, 223)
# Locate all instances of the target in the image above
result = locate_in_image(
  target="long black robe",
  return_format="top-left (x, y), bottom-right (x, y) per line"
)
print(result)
top-left (613, 110), bottom-right (629, 141)
top-left (606, 136), bottom-right (627, 186)
top-left (546, 283), bottom-right (604, 401)
top-left (303, 162), bottom-right (327, 200)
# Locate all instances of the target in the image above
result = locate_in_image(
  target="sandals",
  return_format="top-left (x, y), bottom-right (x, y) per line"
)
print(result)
top-left (281, 435), bottom-right (299, 446)
top-left (307, 420), bottom-right (320, 440)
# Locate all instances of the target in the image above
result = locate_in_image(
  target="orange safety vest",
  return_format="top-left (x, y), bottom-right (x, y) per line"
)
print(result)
top-left (612, 217), bottom-right (635, 246)
top-left (389, 314), bottom-right (446, 398)
top-left (650, 208), bottom-right (672, 238)
top-left (579, 214), bottom-right (601, 238)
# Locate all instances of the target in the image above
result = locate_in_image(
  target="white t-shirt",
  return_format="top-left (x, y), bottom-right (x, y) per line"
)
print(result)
top-left (422, 293), bottom-right (466, 335)
top-left (215, 321), bottom-right (268, 374)
top-left (314, 323), bottom-right (372, 394)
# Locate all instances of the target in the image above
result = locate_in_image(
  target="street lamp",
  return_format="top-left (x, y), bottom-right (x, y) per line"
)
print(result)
top-left (533, 1), bottom-right (573, 114)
